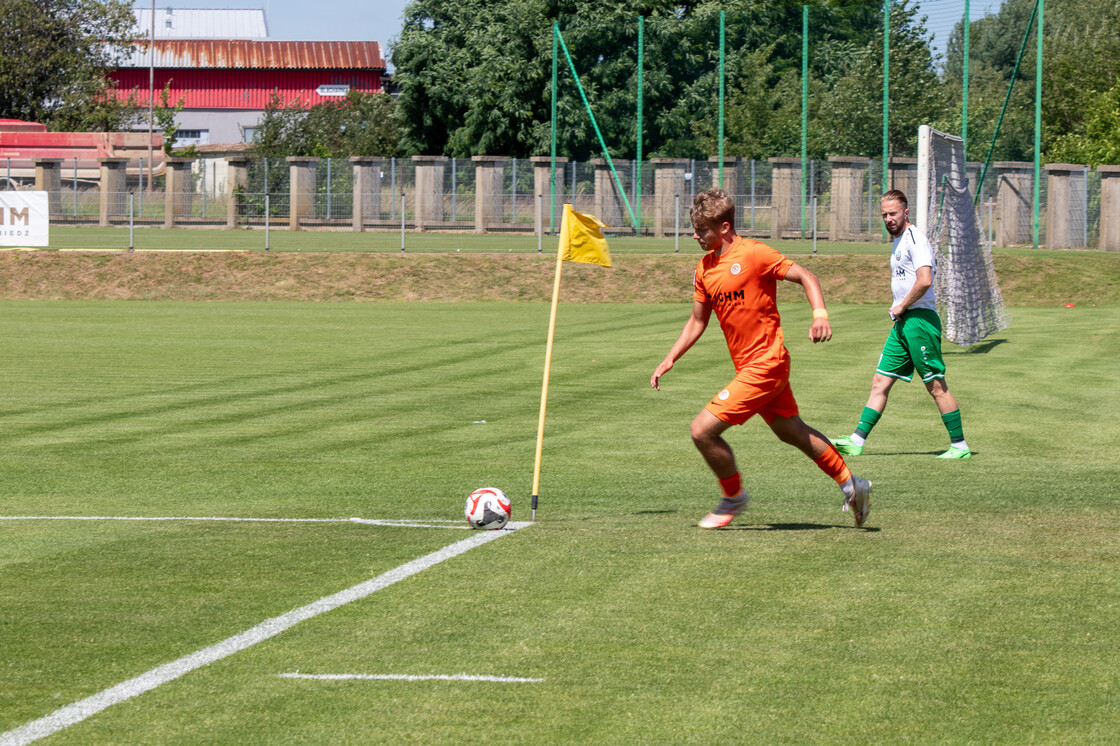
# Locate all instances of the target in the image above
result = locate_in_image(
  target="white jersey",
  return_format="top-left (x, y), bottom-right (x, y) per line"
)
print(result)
top-left (890, 224), bottom-right (936, 312)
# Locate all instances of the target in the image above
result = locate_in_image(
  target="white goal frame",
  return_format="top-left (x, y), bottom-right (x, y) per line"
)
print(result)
top-left (915, 125), bottom-right (1010, 346)
top-left (915, 124), bottom-right (938, 238)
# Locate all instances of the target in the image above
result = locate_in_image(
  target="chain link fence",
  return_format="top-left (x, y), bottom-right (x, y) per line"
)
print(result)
top-left (3, 155), bottom-right (1111, 252)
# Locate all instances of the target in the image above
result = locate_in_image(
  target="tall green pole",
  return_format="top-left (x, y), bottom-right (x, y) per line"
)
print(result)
top-left (881, 0), bottom-right (890, 239)
top-left (636, 15), bottom-right (644, 231)
top-left (1033, 0), bottom-right (1043, 249)
top-left (718, 10), bottom-right (725, 190)
top-left (556, 27), bottom-right (639, 229)
top-left (973, 0), bottom-right (1039, 206)
top-left (801, 5), bottom-right (809, 235)
top-left (550, 22), bottom-right (559, 233)
top-left (962, 0), bottom-right (970, 157)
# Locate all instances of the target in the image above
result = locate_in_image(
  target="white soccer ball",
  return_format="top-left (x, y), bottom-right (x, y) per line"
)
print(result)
top-left (464, 487), bottom-right (511, 530)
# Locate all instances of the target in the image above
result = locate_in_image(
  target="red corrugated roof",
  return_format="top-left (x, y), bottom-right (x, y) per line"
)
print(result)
top-left (0, 120), bottom-right (48, 133)
top-left (111, 69), bottom-right (384, 109)
top-left (119, 40), bottom-right (385, 70)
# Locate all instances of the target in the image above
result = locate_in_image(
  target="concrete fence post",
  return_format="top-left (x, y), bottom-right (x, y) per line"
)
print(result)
top-left (708, 156), bottom-right (740, 203)
top-left (591, 158), bottom-right (630, 231)
top-left (1044, 163), bottom-right (1088, 249)
top-left (163, 157), bottom-right (194, 228)
top-left (350, 157), bottom-right (383, 231)
top-left (472, 156), bottom-right (504, 234)
top-left (98, 157), bottom-right (129, 227)
top-left (412, 156), bottom-right (447, 231)
top-left (993, 161), bottom-right (1033, 247)
top-left (287, 157), bottom-right (319, 231)
top-left (225, 156), bottom-right (249, 229)
top-left (531, 156), bottom-right (568, 235)
top-left (768, 157), bottom-right (801, 239)
top-left (1099, 166), bottom-right (1120, 251)
top-left (33, 158), bottom-right (64, 215)
top-left (887, 157), bottom-right (918, 200)
top-left (652, 158), bottom-right (689, 238)
top-left (828, 156), bottom-right (871, 240)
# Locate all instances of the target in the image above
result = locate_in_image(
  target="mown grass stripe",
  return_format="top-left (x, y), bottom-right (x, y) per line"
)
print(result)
top-left (0, 516), bottom-right (468, 529)
top-left (0, 522), bottom-right (530, 746)
top-left (278, 673), bottom-right (544, 683)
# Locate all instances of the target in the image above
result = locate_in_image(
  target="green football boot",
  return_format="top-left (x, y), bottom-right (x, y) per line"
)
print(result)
top-left (936, 445), bottom-right (972, 459)
top-left (830, 436), bottom-right (864, 456)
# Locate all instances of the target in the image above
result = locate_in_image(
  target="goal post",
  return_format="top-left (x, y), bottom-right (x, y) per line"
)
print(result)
top-left (917, 125), bottom-right (1010, 346)
top-left (915, 124), bottom-right (933, 237)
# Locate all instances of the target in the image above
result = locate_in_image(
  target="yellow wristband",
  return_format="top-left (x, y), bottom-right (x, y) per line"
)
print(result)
top-left (813, 308), bottom-right (829, 320)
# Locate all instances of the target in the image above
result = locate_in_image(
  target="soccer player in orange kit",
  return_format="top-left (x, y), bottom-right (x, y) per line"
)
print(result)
top-left (651, 188), bottom-right (871, 528)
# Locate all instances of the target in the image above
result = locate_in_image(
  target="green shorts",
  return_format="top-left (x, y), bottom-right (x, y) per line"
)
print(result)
top-left (876, 308), bottom-right (946, 383)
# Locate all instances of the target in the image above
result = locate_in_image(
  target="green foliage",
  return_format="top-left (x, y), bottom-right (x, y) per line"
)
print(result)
top-left (252, 90), bottom-right (403, 159)
top-left (1046, 83), bottom-right (1120, 166)
top-left (0, 0), bottom-right (140, 130)
top-left (154, 83), bottom-right (187, 155)
top-left (941, 0), bottom-right (1120, 163)
top-left (391, 0), bottom-right (892, 160)
top-left (816, 0), bottom-right (944, 158)
top-left (941, 0), bottom-right (1038, 162)
top-left (1041, 0), bottom-right (1120, 157)
top-left (388, 0), bottom-right (1119, 165)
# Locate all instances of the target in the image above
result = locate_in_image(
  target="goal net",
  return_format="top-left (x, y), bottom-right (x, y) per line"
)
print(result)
top-left (915, 125), bottom-right (1010, 346)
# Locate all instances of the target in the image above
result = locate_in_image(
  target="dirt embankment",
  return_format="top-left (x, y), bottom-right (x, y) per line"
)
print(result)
top-left (0, 250), bottom-right (1115, 306)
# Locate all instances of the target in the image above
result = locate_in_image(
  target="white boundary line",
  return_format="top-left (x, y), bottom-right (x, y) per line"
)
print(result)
top-left (0, 521), bottom-right (531, 746)
top-left (278, 672), bottom-right (544, 683)
top-left (0, 516), bottom-right (469, 529)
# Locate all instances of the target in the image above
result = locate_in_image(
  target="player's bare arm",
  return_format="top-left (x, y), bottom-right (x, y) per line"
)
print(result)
top-left (782, 263), bottom-right (832, 343)
top-left (651, 301), bottom-right (712, 390)
top-left (889, 265), bottom-right (932, 319)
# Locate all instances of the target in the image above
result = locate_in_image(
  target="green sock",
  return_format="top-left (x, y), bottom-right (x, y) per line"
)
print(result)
top-left (854, 407), bottom-right (882, 438)
top-left (941, 409), bottom-right (964, 442)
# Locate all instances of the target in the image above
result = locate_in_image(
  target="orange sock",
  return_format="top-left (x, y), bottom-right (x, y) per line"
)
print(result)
top-left (718, 472), bottom-right (742, 498)
top-left (814, 445), bottom-right (851, 486)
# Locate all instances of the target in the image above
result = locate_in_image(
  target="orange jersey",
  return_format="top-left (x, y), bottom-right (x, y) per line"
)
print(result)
top-left (693, 235), bottom-right (794, 372)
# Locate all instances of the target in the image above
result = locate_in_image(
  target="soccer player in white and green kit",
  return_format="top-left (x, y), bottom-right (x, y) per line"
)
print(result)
top-left (831, 190), bottom-right (971, 459)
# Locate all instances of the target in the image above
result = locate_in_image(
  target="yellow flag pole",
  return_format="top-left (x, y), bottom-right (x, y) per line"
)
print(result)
top-left (531, 238), bottom-right (566, 522)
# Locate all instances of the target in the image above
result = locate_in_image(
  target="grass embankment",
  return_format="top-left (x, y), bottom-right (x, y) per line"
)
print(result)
top-left (1, 249), bottom-right (1118, 305)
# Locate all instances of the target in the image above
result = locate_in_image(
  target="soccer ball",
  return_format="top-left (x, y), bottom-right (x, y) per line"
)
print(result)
top-left (464, 487), bottom-right (511, 530)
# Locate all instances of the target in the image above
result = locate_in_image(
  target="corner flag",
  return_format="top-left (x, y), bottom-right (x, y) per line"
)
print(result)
top-left (531, 204), bottom-right (611, 521)
top-left (558, 204), bottom-right (611, 267)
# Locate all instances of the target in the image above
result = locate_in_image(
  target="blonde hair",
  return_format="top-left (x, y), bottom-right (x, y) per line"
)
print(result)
top-left (691, 188), bottom-right (735, 230)
top-left (881, 189), bottom-right (909, 209)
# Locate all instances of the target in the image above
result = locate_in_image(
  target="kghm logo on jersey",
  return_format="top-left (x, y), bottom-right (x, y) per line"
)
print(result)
top-left (709, 289), bottom-right (745, 305)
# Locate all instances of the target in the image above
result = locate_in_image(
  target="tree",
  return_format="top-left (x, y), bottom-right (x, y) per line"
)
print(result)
top-left (942, 0), bottom-right (1120, 163)
top-left (0, 0), bottom-right (139, 130)
top-left (154, 84), bottom-right (187, 154)
top-left (252, 91), bottom-right (404, 159)
top-left (935, 62), bottom-right (1034, 163)
top-left (1041, 0), bottom-right (1120, 157)
top-left (1046, 83), bottom-right (1120, 166)
top-left (815, 0), bottom-right (944, 159)
top-left (391, 0), bottom-right (894, 160)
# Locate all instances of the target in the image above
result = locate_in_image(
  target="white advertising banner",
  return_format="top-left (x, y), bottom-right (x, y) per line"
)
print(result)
top-left (0, 191), bottom-right (50, 247)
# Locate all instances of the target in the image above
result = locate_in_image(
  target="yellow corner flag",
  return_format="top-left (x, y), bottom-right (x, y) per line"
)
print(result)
top-left (558, 204), bottom-right (611, 267)
top-left (531, 204), bottom-right (611, 522)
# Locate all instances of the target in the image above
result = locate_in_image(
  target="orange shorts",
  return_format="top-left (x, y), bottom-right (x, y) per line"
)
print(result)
top-left (704, 362), bottom-right (799, 426)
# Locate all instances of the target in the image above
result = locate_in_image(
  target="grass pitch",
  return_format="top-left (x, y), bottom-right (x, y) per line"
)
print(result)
top-left (1, 301), bottom-right (1118, 743)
